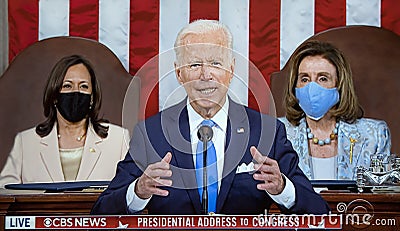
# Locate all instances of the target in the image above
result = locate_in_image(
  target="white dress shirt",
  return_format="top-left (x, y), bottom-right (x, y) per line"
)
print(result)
top-left (126, 99), bottom-right (296, 212)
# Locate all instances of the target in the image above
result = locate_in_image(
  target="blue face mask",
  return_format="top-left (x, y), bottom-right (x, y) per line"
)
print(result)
top-left (295, 82), bottom-right (339, 121)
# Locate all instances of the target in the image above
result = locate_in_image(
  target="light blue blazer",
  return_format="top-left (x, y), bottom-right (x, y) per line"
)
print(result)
top-left (278, 117), bottom-right (391, 180)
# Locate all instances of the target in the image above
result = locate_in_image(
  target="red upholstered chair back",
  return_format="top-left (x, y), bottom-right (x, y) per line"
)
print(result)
top-left (0, 37), bottom-right (139, 170)
top-left (271, 26), bottom-right (400, 154)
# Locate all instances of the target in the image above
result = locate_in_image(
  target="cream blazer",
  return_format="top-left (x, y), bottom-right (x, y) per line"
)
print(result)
top-left (0, 123), bottom-right (130, 187)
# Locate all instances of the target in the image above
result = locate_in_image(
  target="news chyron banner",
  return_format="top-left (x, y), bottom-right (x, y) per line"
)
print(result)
top-left (5, 215), bottom-right (342, 229)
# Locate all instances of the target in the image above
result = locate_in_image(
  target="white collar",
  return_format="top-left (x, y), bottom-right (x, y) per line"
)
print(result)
top-left (187, 98), bottom-right (229, 139)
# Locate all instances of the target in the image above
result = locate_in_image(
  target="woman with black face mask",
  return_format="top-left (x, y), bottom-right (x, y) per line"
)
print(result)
top-left (0, 55), bottom-right (130, 186)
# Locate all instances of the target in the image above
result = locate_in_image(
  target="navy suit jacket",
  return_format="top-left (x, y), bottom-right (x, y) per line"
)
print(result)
top-left (91, 99), bottom-right (330, 215)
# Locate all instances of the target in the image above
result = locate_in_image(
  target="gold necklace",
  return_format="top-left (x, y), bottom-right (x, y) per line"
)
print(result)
top-left (57, 133), bottom-right (86, 141)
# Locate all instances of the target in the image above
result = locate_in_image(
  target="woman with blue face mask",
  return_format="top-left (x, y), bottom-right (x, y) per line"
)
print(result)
top-left (279, 40), bottom-right (391, 180)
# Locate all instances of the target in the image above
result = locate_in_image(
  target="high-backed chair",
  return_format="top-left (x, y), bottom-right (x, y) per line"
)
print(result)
top-left (271, 26), bottom-right (400, 154)
top-left (0, 37), bottom-right (140, 170)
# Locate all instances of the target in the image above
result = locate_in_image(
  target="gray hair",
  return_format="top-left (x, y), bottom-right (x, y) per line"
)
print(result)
top-left (174, 19), bottom-right (233, 65)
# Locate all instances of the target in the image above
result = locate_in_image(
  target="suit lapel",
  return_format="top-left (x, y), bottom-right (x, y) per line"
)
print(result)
top-left (217, 100), bottom-right (250, 212)
top-left (163, 101), bottom-right (202, 214)
top-left (39, 125), bottom-right (65, 181)
top-left (337, 120), bottom-right (363, 179)
top-left (76, 124), bottom-right (102, 180)
top-left (297, 119), bottom-right (313, 179)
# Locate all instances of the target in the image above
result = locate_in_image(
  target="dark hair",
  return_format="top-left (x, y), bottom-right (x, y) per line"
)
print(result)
top-left (36, 55), bottom-right (109, 138)
top-left (284, 40), bottom-right (364, 126)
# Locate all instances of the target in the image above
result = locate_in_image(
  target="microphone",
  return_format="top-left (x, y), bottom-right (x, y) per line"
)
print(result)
top-left (197, 125), bottom-right (213, 215)
top-left (197, 125), bottom-right (213, 143)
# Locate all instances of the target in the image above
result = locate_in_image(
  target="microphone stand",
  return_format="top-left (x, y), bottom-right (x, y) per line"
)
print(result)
top-left (198, 125), bottom-right (213, 215)
top-left (202, 138), bottom-right (208, 215)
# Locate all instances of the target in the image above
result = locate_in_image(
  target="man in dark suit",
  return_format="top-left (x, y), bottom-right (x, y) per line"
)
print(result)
top-left (91, 19), bottom-right (330, 215)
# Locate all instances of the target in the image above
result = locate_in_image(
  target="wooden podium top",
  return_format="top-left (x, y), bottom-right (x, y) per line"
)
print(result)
top-left (0, 189), bottom-right (398, 230)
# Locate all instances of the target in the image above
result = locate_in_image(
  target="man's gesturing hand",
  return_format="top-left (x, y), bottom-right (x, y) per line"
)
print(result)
top-left (250, 146), bottom-right (285, 195)
top-left (135, 152), bottom-right (173, 199)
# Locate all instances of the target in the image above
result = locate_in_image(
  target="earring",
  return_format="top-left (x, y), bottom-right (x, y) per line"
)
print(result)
top-left (89, 97), bottom-right (93, 109)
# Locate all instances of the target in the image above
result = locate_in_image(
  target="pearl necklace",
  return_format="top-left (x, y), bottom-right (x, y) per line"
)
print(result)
top-left (57, 133), bottom-right (86, 142)
top-left (306, 123), bottom-right (339, 146)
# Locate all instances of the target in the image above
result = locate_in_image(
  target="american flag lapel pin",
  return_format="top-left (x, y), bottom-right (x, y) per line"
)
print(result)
top-left (236, 127), bottom-right (245, 134)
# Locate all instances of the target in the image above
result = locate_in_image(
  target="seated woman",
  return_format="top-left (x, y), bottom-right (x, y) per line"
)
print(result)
top-left (0, 55), bottom-right (130, 186)
top-left (279, 40), bottom-right (391, 180)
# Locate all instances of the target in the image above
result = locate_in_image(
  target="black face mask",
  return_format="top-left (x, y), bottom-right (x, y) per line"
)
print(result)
top-left (56, 92), bottom-right (91, 122)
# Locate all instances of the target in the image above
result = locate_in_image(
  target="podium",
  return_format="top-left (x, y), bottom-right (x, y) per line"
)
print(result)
top-left (0, 189), bottom-right (399, 230)
top-left (0, 189), bottom-right (100, 229)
